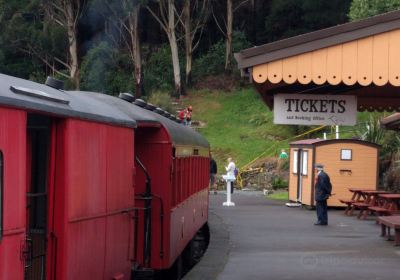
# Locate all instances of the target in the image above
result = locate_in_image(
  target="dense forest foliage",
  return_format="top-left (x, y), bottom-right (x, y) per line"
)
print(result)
top-left (0, 0), bottom-right (399, 98)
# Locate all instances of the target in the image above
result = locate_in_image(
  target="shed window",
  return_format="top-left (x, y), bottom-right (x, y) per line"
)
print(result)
top-left (341, 149), bottom-right (352, 160)
top-left (302, 151), bottom-right (308, 175)
top-left (0, 151), bottom-right (3, 240)
top-left (293, 150), bottom-right (298, 174)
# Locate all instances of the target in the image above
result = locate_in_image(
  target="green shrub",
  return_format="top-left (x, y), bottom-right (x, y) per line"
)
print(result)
top-left (144, 45), bottom-right (176, 94)
top-left (271, 176), bottom-right (288, 190)
top-left (279, 160), bottom-right (290, 172)
top-left (193, 30), bottom-right (251, 80)
top-left (80, 42), bottom-right (115, 93)
top-left (147, 90), bottom-right (175, 113)
top-left (81, 42), bottom-right (134, 95)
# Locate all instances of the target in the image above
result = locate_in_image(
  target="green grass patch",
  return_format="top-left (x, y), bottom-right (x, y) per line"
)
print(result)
top-left (184, 87), bottom-right (295, 169)
top-left (266, 191), bottom-right (289, 200)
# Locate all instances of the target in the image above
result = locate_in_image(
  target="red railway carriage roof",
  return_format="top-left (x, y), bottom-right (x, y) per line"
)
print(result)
top-left (0, 73), bottom-right (140, 127)
top-left (83, 89), bottom-right (209, 147)
top-left (150, 111), bottom-right (209, 148)
top-left (0, 73), bottom-right (209, 148)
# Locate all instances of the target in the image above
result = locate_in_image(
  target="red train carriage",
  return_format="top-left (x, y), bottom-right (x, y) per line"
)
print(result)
top-left (0, 73), bottom-right (210, 280)
top-left (129, 99), bottom-right (210, 277)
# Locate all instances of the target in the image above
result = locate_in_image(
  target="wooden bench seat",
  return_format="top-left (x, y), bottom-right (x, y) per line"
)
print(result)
top-left (339, 199), bottom-right (355, 204)
top-left (368, 206), bottom-right (391, 216)
top-left (352, 202), bottom-right (371, 218)
top-left (339, 199), bottom-right (355, 215)
top-left (377, 216), bottom-right (400, 246)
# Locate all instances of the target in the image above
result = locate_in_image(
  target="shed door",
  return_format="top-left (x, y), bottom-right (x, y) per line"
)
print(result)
top-left (295, 149), bottom-right (308, 203)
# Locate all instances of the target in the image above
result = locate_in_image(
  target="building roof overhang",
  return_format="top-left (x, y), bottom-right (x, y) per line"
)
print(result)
top-left (235, 10), bottom-right (400, 112)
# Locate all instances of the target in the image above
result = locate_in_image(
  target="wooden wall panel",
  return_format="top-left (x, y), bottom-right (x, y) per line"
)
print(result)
top-left (312, 49), bottom-right (327, 85)
top-left (267, 60), bottom-right (283, 84)
top-left (373, 33), bottom-right (389, 86)
top-left (327, 45), bottom-right (342, 85)
top-left (389, 29), bottom-right (400, 86)
top-left (252, 29), bottom-right (400, 88)
top-left (357, 37), bottom-right (373, 86)
top-left (282, 56), bottom-right (298, 84)
top-left (341, 41), bottom-right (358, 85)
top-left (297, 53), bottom-right (312, 84)
top-left (314, 143), bottom-right (378, 207)
top-left (252, 63), bottom-right (268, 83)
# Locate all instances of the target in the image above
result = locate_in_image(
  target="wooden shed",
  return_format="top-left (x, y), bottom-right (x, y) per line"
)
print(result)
top-left (289, 139), bottom-right (380, 207)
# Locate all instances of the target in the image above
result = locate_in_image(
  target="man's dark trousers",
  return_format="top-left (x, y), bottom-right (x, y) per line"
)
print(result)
top-left (316, 200), bottom-right (328, 225)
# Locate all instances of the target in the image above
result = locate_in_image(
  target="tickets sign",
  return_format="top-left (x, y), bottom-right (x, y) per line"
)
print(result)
top-left (274, 94), bottom-right (357, 126)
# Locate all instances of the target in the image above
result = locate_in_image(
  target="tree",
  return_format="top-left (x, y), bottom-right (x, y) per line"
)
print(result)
top-left (44, 0), bottom-right (87, 89)
top-left (212, 0), bottom-right (249, 72)
top-left (0, 0), bottom-right (69, 80)
top-left (181, 0), bottom-right (210, 86)
top-left (101, 0), bottom-right (144, 97)
top-left (147, 0), bottom-right (183, 97)
top-left (349, 0), bottom-right (400, 21)
top-left (264, 0), bottom-right (350, 42)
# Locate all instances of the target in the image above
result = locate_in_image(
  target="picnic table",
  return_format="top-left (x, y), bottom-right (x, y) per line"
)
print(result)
top-left (339, 188), bottom-right (376, 216)
top-left (340, 188), bottom-right (385, 218)
top-left (377, 216), bottom-right (400, 246)
top-left (352, 190), bottom-right (388, 219)
top-left (368, 193), bottom-right (400, 219)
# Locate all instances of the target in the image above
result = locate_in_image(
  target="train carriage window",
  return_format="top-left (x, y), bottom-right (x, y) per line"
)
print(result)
top-left (0, 151), bottom-right (3, 240)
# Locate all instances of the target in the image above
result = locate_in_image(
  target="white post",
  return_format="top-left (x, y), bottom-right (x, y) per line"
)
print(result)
top-left (335, 125), bottom-right (339, 139)
top-left (323, 132), bottom-right (327, 140)
top-left (222, 175), bottom-right (235, 206)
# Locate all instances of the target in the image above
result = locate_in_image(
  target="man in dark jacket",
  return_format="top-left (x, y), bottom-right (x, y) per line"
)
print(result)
top-left (314, 164), bottom-right (332, 226)
top-left (210, 157), bottom-right (218, 194)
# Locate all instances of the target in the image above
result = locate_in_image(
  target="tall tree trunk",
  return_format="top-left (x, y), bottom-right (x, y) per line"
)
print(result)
top-left (66, 1), bottom-right (80, 89)
top-left (250, 0), bottom-right (256, 45)
top-left (169, 32), bottom-right (182, 97)
top-left (167, 0), bottom-right (183, 97)
top-left (225, 0), bottom-right (233, 72)
top-left (184, 0), bottom-right (192, 87)
top-left (130, 4), bottom-right (143, 97)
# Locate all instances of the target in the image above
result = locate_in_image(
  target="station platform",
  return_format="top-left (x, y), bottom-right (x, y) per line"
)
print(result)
top-left (184, 191), bottom-right (400, 280)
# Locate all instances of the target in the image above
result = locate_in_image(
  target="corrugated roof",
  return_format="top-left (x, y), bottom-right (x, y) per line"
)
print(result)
top-left (236, 9), bottom-right (400, 69)
top-left (290, 139), bottom-right (325, 145)
top-left (235, 10), bottom-right (400, 112)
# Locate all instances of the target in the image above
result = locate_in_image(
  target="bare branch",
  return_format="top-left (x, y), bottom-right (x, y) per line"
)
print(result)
top-left (18, 46), bottom-right (70, 79)
top-left (233, 0), bottom-right (250, 13)
top-left (212, 6), bottom-right (226, 37)
top-left (54, 56), bottom-right (71, 69)
top-left (192, 23), bottom-right (205, 51)
top-left (174, 4), bottom-right (184, 29)
top-left (146, 6), bottom-right (168, 33)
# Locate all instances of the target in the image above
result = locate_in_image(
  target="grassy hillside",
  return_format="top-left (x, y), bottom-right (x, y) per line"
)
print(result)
top-left (181, 87), bottom-right (296, 169)
top-left (181, 87), bottom-right (387, 171)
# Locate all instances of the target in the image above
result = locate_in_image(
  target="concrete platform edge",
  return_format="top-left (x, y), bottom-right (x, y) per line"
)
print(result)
top-left (183, 211), bottom-right (230, 280)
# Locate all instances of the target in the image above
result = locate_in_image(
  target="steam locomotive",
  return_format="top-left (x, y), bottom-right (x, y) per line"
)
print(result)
top-left (0, 73), bottom-right (210, 280)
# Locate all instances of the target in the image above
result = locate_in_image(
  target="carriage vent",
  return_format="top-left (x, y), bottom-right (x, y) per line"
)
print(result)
top-left (118, 92), bottom-right (135, 103)
top-left (45, 77), bottom-right (64, 90)
top-left (145, 103), bottom-right (157, 111)
top-left (134, 99), bottom-right (147, 107)
top-left (10, 86), bottom-right (69, 105)
top-left (155, 107), bottom-right (164, 115)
